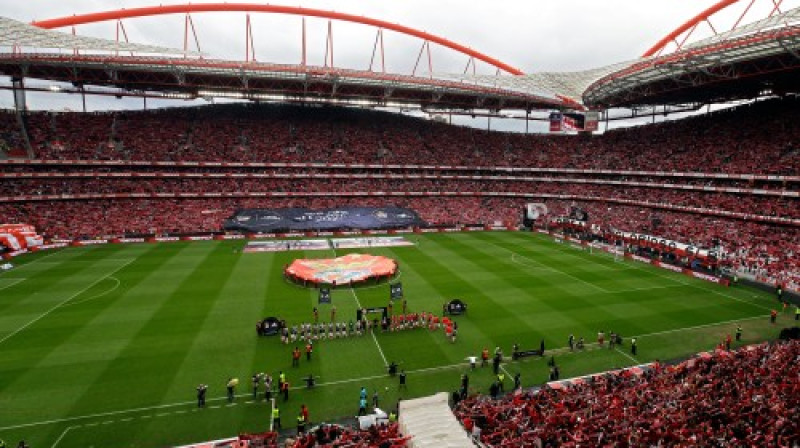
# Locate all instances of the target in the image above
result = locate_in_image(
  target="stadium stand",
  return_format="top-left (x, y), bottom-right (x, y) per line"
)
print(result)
top-left (3, 98), bottom-right (797, 173)
top-left (454, 340), bottom-right (800, 447)
top-left (0, 98), bottom-right (798, 290)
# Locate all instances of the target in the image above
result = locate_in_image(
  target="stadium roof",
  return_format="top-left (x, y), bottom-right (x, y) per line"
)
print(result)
top-left (584, 6), bottom-right (800, 107)
top-left (2, 2), bottom-right (800, 111)
top-left (0, 16), bottom-right (194, 56)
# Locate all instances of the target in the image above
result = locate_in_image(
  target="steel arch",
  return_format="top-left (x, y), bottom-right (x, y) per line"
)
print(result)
top-left (31, 3), bottom-right (524, 75)
top-left (643, 0), bottom-right (786, 57)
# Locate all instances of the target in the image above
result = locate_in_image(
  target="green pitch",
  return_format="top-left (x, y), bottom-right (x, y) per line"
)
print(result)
top-left (0, 232), bottom-right (787, 447)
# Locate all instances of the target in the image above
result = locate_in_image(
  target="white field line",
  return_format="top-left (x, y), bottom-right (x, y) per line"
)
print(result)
top-left (507, 251), bottom-right (611, 293)
top-left (7, 250), bottom-right (62, 271)
top-left (62, 277), bottom-right (121, 308)
top-left (633, 314), bottom-right (765, 339)
top-left (511, 252), bottom-right (674, 295)
top-left (330, 243), bottom-right (389, 367)
top-left (542, 238), bottom-right (631, 273)
top-left (269, 397), bottom-right (275, 432)
top-left (615, 347), bottom-right (639, 364)
top-left (499, 364), bottom-right (513, 379)
top-left (613, 253), bottom-right (773, 311)
top-left (0, 259), bottom-right (136, 346)
top-left (51, 425), bottom-right (76, 448)
top-left (0, 278), bottom-right (25, 292)
top-left (0, 311), bottom-right (770, 433)
top-left (0, 359), bottom-right (471, 432)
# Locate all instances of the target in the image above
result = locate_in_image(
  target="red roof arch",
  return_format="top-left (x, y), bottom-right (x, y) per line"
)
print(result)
top-left (643, 0), bottom-right (791, 57)
top-left (31, 3), bottom-right (525, 75)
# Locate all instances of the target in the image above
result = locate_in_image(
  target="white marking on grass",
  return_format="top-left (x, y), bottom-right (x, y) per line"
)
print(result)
top-left (617, 257), bottom-right (772, 311)
top-left (51, 425), bottom-right (77, 448)
top-left (0, 312), bottom-right (769, 433)
top-left (615, 347), bottom-right (639, 364)
top-left (0, 258), bottom-right (136, 346)
top-left (61, 277), bottom-right (121, 308)
top-left (12, 250), bottom-right (62, 271)
top-left (541, 238), bottom-right (630, 273)
top-left (609, 284), bottom-right (688, 293)
top-left (331, 244), bottom-right (389, 367)
top-left (269, 398), bottom-right (276, 432)
top-left (509, 252), bottom-right (611, 293)
top-left (0, 278), bottom-right (25, 292)
top-left (633, 314), bottom-right (765, 339)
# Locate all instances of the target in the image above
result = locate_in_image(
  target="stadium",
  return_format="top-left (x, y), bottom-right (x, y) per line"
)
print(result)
top-left (0, 1), bottom-right (799, 447)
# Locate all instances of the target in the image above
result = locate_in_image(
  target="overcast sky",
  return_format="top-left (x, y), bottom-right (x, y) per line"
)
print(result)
top-left (1, 0), bottom-right (796, 131)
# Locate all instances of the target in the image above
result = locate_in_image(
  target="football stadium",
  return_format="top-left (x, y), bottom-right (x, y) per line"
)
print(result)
top-left (0, 1), bottom-right (799, 447)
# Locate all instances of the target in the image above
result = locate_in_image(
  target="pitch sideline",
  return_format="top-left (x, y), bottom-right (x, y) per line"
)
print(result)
top-left (0, 311), bottom-right (771, 433)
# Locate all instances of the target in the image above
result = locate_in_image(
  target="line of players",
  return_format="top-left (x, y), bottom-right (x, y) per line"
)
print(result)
top-left (280, 311), bottom-right (452, 344)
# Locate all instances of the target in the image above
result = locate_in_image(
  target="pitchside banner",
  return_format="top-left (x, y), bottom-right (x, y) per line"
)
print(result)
top-left (224, 207), bottom-right (425, 232)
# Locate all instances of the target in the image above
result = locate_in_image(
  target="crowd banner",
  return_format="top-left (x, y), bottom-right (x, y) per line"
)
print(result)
top-left (224, 207), bottom-right (426, 232)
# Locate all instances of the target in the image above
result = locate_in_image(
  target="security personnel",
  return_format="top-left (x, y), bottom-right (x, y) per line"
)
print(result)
top-left (297, 412), bottom-right (306, 434)
top-left (272, 406), bottom-right (281, 430)
top-left (0, 438), bottom-right (6, 448)
top-left (795, 305), bottom-right (800, 321)
top-left (252, 374), bottom-right (261, 399)
top-left (736, 325), bottom-right (743, 342)
top-left (196, 384), bottom-right (208, 407)
top-left (281, 380), bottom-right (290, 401)
top-left (631, 338), bottom-right (637, 356)
top-left (226, 378), bottom-right (237, 403)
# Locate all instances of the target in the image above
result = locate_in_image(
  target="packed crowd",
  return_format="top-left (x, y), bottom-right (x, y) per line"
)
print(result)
top-left (286, 422), bottom-right (409, 448)
top-left (0, 177), bottom-right (795, 220)
top-left (455, 340), bottom-right (800, 447)
top-left (546, 200), bottom-right (800, 290)
top-left (222, 422), bottom-right (408, 448)
top-left (1, 97), bottom-right (798, 174)
top-left (1, 98), bottom-right (798, 288)
top-left (0, 197), bottom-right (522, 237)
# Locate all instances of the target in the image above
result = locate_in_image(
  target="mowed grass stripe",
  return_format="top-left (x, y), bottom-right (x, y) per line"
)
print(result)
top-left (340, 244), bottom-right (488, 371)
top-left (523, 232), bottom-right (774, 312)
top-left (0, 246), bottom-right (131, 318)
top-left (0, 245), bottom-right (146, 365)
top-left (134, 243), bottom-right (278, 444)
top-left (0, 233), bottom-right (787, 448)
top-left (365, 245), bottom-right (475, 371)
top-left (445, 233), bottom-right (673, 344)
top-left (381, 236), bottom-right (553, 364)
top-left (471, 233), bottom-right (718, 338)
top-left (432, 234), bottom-right (589, 334)
top-left (0, 245), bottom-right (161, 444)
top-left (57, 242), bottom-right (235, 422)
top-left (458, 233), bottom-right (643, 337)
top-left (511, 233), bottom-right (769, 324)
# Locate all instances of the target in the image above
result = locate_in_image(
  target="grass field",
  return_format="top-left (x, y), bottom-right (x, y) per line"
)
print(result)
top-left (0, 231), bottom-right (790, 447)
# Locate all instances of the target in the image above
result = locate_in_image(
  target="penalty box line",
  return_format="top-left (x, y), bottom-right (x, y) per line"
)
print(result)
top-left (0, 312), bottom-right (769, 433)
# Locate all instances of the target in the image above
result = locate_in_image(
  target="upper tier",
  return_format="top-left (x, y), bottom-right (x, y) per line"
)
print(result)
top-left (1, 97), bottom-right (798, 174)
